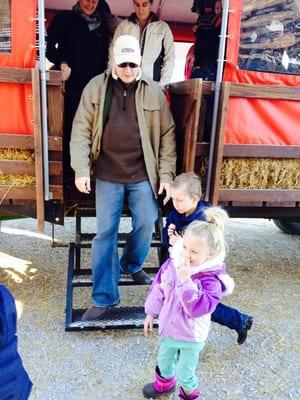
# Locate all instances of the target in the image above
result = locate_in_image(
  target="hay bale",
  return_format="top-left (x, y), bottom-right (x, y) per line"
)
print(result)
top-left (0, 174), bottom-right (36, 186)
top-left (0, 149), bottom-right (34, 161)
top-left (198, 157), bottom-right (300, 190)
top-left (220, 158), bottom-right (300, 189)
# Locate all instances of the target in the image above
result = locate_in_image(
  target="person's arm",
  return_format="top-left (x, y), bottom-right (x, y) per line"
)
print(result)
top-left (69, 80), bottom-right (95, 183)
top-left (158, 90), bottom-right (176, 204)
top-left (176, 273), bottom-right (223, 318)
top-left (159, 23), bottom-right (175, 87)
top-left (46, 12), bottom-right (72, 81)
top-left (46, 12), bottom-right (68, 66)
top-left (144, 260), bottom-right (171, 318)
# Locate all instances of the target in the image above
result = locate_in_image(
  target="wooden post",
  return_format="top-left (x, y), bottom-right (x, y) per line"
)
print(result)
top-left (210, 82), bottom-right (230, 206)
top-left (31, 65), bottom-right (45, 231)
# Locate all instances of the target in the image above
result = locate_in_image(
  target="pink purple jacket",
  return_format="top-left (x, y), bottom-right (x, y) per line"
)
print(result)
top-left (145, 243), bottom-right (234, 343)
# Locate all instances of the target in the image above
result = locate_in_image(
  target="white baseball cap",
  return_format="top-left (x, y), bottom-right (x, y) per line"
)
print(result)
top-left (113, 35), bottom-right (141, 66)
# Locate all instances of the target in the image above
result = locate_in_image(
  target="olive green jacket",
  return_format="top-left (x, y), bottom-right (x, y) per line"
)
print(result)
top-left (70, 70), bottom-right (176, 196)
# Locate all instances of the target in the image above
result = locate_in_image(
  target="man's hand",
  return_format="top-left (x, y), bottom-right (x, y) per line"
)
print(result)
top-left (60, 63), bottom-right (71, 81)
top-left (176, 258), bottom-right (192, 284)
top-left (75, 177), bottom-right (91, 194)
top-left (158, 182), bottom-right (171, 205)
top-left (144, 315), bottom-right (154, 337)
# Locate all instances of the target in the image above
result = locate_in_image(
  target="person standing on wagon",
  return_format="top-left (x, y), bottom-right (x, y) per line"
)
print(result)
top-left (109, 0), bottom-right (175, 87)
top-left (70, 35), bottom-right (176, 321)
top-left (46, 0), bottom-right (112, 175)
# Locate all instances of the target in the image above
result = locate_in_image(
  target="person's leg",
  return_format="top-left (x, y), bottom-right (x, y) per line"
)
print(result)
top-left (211, 303), bottom-right (253, 344)
top-left (91, 180), bottom-right (125, 307)
top-left (176, 345), bottom-right (204, 399)
top-left (120, 180), bottom-right (158, 275)
top-left (143, 340), bottom-right (177, 398)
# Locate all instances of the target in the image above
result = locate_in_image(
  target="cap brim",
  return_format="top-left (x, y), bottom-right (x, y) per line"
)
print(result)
top-left (114, 54), bottom-right (141, 66)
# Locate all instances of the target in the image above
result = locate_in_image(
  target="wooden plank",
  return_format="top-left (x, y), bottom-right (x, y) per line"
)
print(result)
top-left (48, 136), bottom-right (63, 151)
top-left (47, 70), bottom-right (63, 86)
top-left (0, 186), bottom-right (37, 200)
top-left (0, 67), bottom-right (32, 84)
top-left (0, 134), bottom-right (34, 149)
top-left (0, 185), bottom-right (63, 200)
top-left (230, 83), bottom-right (300, 101)
top-left (210, 82), bottom-right (231, 205)
top-left (0, 160), bottom-right (61, 176)
top-left (184, 79), bottom-right (202, 171)
top-left (31, 66), bottom-right (45, 231)
top-left (0, 160), bottom-right (35, 175)
top-left (49, 161), bottom-right (62, 176)
top-left (222, 144), bottom-right (300, 158)
top-left (219, 189), bottom-right (300, 203)
top-left (265, 201), bottom-right (297, 207)
top-left (231, 201), bottom-right (263, 207)
top-left (47, 85), bottom-right (64, 137)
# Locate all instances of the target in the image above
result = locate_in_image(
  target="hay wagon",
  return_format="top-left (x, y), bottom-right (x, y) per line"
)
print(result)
top-left (1, 0), bottom-right (299, 329)
top-left (0, 0), bottom-right (299, 234)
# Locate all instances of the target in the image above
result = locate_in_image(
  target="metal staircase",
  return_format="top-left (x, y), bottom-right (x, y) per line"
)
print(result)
top-left (65, 207), bottom-right (166, 331)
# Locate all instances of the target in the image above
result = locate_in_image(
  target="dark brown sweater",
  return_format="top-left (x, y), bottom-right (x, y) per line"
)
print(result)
top-left (93, 79), bottom-right (148, 183)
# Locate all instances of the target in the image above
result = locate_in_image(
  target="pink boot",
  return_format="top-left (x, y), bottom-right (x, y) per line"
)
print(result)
top-left (178, 387), bottom-right (201, 399)
top-left (143, 366), bottom-right (176, 399)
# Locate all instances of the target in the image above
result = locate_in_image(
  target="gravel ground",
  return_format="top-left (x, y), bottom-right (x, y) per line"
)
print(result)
top-left (0, 216), bottom-right (299, 400)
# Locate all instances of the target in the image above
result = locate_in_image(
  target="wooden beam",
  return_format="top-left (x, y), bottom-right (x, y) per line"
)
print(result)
top-left (0, 67), bottom-right (32, 84)
top-left (219, 189), bottom-right (300, 203)
top-left (210, 83), bottom-right (231, 205)
top-left (0, 134), bottom-right (34, 149)
top-left (0, 185), bottom-right (63, 200)
top-left (47, 85), bottom-right (64, 137)
top-left (229, 83), bottom-right (300, 101)
top-left (0, 160), bottom-right (35, 175)
top-left (48, 136), bottom-right (63, 151)
top-left (31, 66), bottom-right (45, 231)
top-left (222, 144), bottom-right (300, 158)
top-left (0, 160), bottom-right (62, 176)
top-left (47, 70), bottom-right (63, 86)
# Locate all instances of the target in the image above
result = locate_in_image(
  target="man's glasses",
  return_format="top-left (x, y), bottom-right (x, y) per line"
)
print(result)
top-left (118, 62), bottom-right (139, 68)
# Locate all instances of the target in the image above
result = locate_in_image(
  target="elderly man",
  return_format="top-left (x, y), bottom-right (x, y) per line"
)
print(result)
top-left (70, 35), bottom-right (176, 321)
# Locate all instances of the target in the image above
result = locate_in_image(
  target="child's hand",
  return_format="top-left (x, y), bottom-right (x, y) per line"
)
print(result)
top-left (167, 223), bottom-right (176, 238)
top-left (144, 315), bottom-right (154, 337)
top-left (169, 232), bottom-right (181, 246)
top-left (176, 258), bottom-right (192, 284)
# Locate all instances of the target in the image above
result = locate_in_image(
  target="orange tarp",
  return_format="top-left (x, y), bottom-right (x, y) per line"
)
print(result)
top-left (223, 0), bottom-right (300, 145)
top-left (0, 0), bottom-right (37, 135)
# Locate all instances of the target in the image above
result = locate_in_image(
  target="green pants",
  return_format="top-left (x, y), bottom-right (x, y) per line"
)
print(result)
top-left (157, 337), bottom-right (204, 392)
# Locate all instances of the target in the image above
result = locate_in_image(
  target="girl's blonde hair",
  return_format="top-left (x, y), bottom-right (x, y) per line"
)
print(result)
top-left (171, 172), bottom-right (202, 198)
top-left (185, 207), bottom-right (229, 256)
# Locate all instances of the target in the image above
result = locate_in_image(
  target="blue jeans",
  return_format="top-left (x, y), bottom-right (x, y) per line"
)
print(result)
top-left (211, 302), bottom-right (250, 333)
top-left (91, 179), bottom-right (158, 307)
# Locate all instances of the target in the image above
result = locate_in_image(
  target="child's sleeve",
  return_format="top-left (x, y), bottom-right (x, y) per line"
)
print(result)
top-left (145, 260), bottom-right (169, 317)
top-left (175, 275), bottom-right (222, 318)
top-left (162, 214), bottom-right (171, 248)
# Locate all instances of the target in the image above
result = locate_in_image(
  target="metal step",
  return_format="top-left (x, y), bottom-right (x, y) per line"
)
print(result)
top-left (66, 306), bottom-right (158, 331)
top-left (72, 274), bottom-right (156, 287)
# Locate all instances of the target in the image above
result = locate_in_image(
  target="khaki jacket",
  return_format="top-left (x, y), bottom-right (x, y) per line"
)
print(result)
top-left (109, 17), bottom-right (175, 87)
top-left (70, 71), bottom-right (176, 196)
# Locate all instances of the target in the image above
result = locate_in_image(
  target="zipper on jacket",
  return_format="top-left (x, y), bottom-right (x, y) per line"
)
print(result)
top-left (123, 89), bottom-right (127, 110)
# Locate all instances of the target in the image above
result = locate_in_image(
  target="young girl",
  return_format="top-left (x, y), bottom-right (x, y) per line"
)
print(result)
top-left (163, 172), bottom-right (253, 345)
top-left (143, 207), bottom-right (234, 400)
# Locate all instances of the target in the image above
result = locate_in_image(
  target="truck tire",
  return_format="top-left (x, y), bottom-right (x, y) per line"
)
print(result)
top-left (273, 219), bottom-right (300, 235)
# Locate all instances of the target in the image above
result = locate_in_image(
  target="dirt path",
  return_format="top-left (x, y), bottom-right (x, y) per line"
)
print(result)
top-left (0, 217), bottom-right (299, 400)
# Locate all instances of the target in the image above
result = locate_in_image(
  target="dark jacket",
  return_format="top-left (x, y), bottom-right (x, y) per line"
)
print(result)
top-left (46, 10), bottom-right (110, 90)
top-left (162, 200), bottom-right (210, 247)
top-left (0, 285), bottom-right (32, 400)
